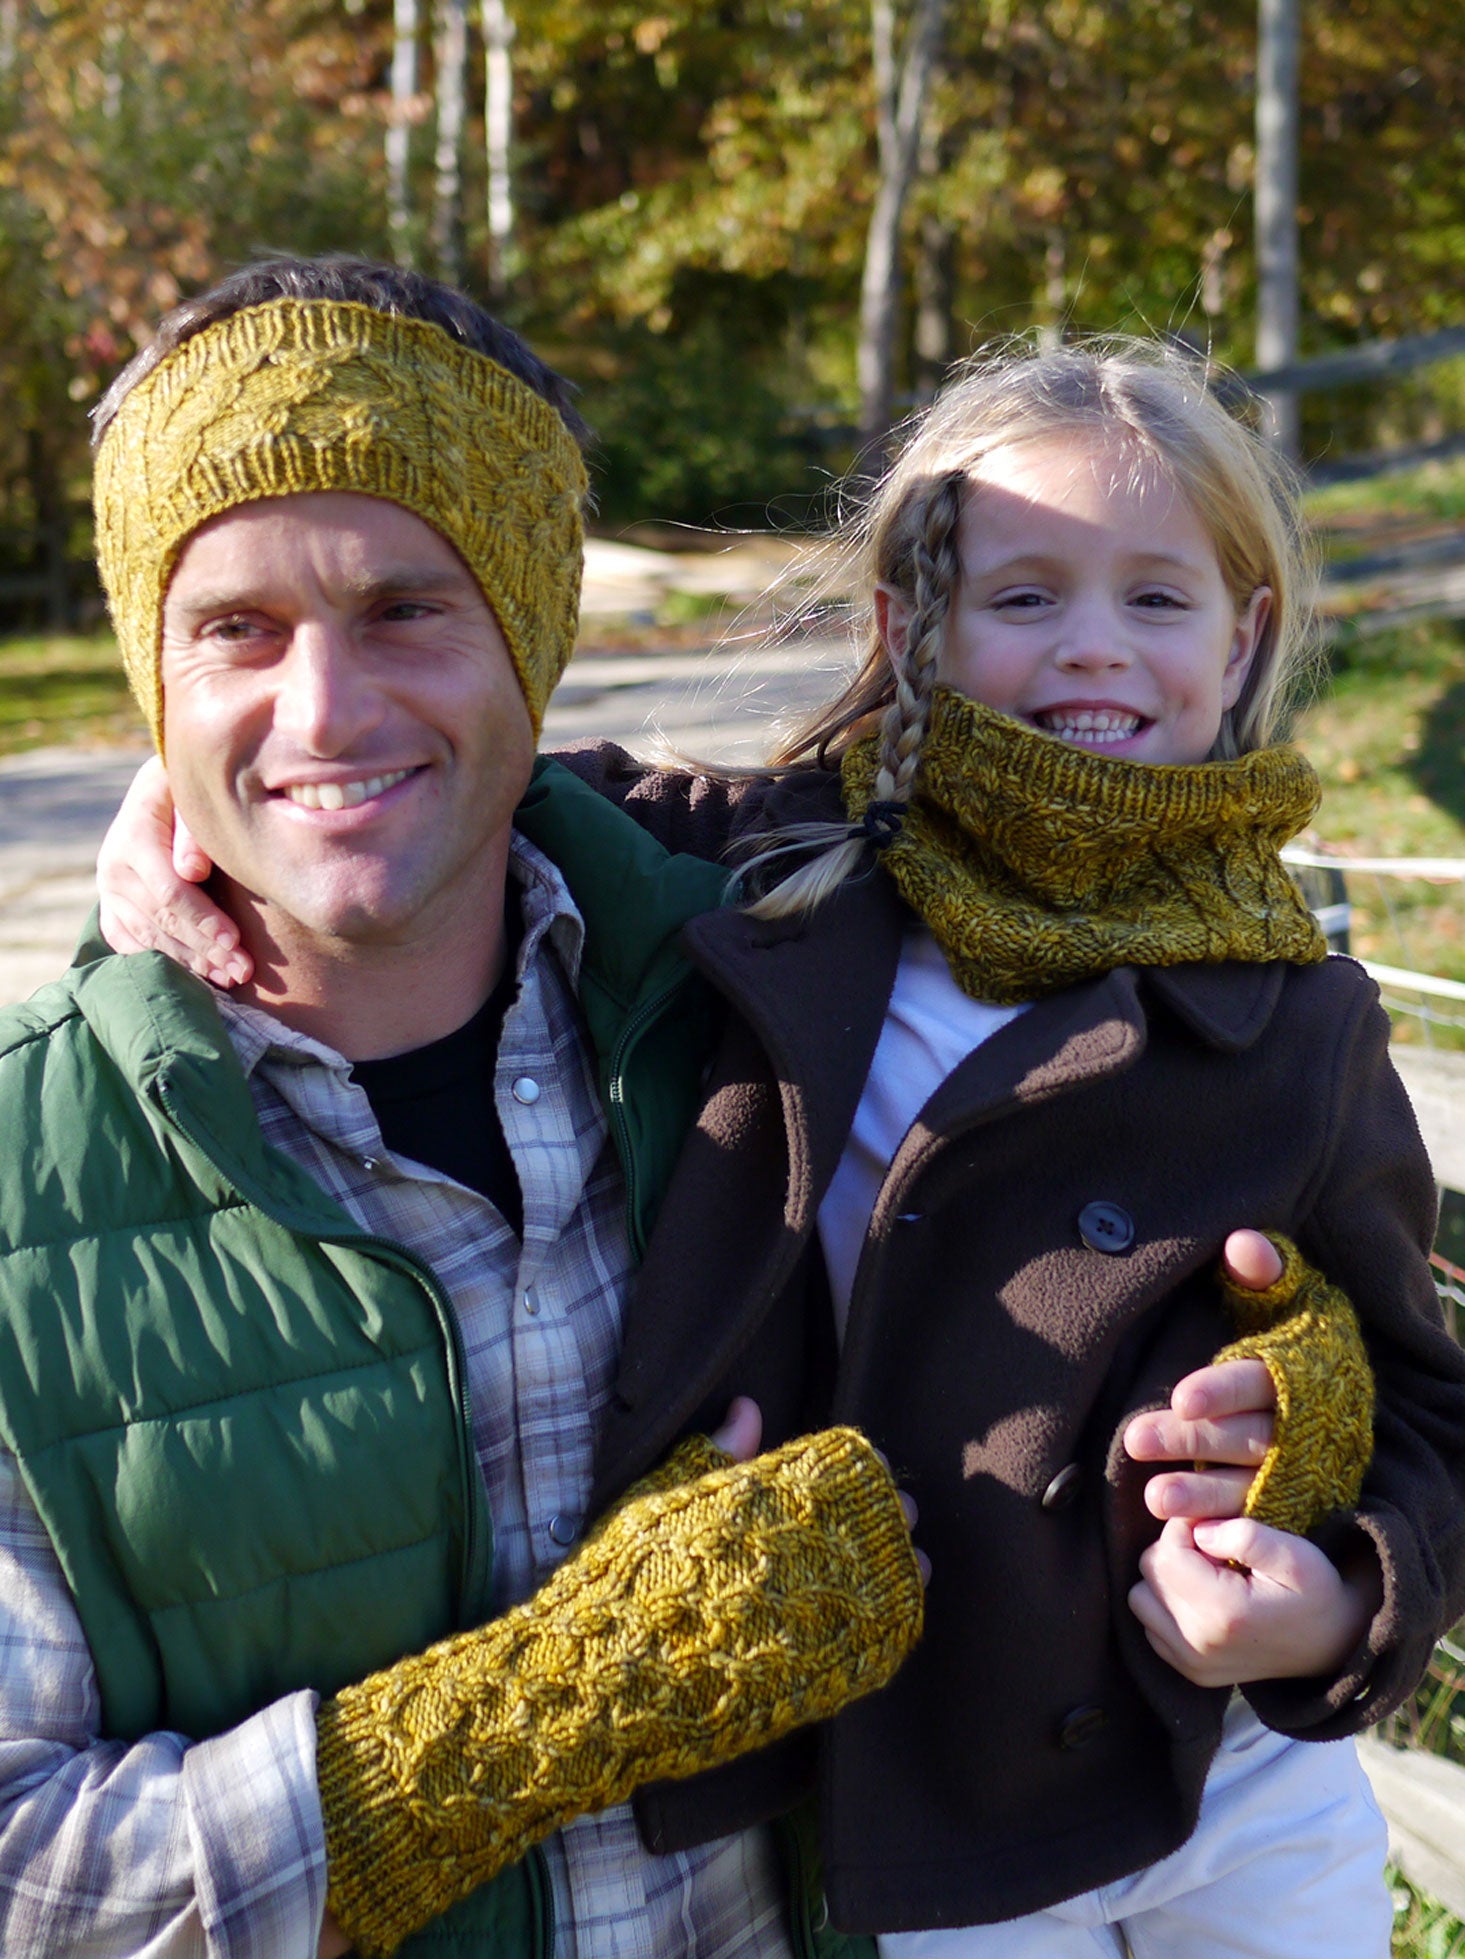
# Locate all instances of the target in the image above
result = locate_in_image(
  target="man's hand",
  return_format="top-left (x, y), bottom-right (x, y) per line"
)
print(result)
top-left (1123, 1230), bottom-right (1283, 1522)
top-left (713, 1397), bottom-right (928, 1581)
top-left (1128, 1515), bottom-right (1380, 1686)
top-left (97, 758), bottom-right (252, 986)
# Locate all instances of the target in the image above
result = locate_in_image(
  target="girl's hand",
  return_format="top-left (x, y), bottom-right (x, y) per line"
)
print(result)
top-left (1123, 1230), bottom-right (1284, 1520)
top-left (97, 758), bottom-right (252, 986)
top-left (1128, 1515), bottom-right (1381, 1686)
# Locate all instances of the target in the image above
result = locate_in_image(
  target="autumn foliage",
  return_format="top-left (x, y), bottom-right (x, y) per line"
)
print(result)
top-left (0, 0), bottom-right (1459, 619)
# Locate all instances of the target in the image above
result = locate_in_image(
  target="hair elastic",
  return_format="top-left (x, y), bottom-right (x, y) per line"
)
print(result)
top-left (858, 801), bottom-right (907, 848)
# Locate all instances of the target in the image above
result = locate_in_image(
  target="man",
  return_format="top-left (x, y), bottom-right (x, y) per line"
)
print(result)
top-left (0, 255), bottom-right (926, 1959)
top-left (1, 255), bottom-right (1311, 1957)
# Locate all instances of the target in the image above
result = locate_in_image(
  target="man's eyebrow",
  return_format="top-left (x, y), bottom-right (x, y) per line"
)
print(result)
top-left (168, 566), bottom-right (471, 618)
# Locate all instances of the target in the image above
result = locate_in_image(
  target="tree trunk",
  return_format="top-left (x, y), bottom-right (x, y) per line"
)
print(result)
top-left (387, 0), bottom-right (420, 267)
top-left (911, 96), bottom-right (953, 399)
top-left (1255, 0), bottom-right (1301, 455)
top-left (912, 207), bottom-right (954, 398)
top-left (432, 0), bottom-right (469, 287)
top-left (482, 0), bottom-right (514, 302)
top-left (26, 426), bottom-right (71, 633)
top-left (856, 0), bottom-right (949, 458)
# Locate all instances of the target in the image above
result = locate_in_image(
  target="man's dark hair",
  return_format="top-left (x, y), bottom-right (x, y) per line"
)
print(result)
top-left (91, 254), bottom-right (589, 449)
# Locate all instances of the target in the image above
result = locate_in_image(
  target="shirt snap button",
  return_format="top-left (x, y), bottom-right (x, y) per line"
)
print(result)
top-left (547, 1514), bottom-right (578, 1547)
top-left (1076, 1201), bottom-right (1135, 1254)
top-left (523, 1286), bottom-right (539, 1316)
top-left (1058, 1704), bottom-right (1109, 1751)
top-left (512, 1076), bottom-right (541, 1105)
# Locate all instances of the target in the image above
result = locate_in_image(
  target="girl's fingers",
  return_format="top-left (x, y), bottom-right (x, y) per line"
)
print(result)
top-left (171, 808), bottom-right (213, 883)
top-left (1142, 1464), bottom-right (1255, 1522)
top-left (1221, 1228), bottom-right (1285, 1291)
top-left (1169, 1358), bottom-right (1276, 1423)
top-left (1125, 1402), bottom-right (1273, 1469)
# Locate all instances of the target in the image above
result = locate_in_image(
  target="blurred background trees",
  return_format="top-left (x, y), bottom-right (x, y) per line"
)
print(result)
top-left (0, 0), bottom-right (1459, 616)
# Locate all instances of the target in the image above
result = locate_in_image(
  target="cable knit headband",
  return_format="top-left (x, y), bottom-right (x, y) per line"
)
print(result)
top-left (93, 298), bottom-right (588, 746)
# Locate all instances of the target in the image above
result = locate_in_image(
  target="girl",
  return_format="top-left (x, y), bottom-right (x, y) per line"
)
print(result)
top-left (95, 341), bottom-right (1465, 1955)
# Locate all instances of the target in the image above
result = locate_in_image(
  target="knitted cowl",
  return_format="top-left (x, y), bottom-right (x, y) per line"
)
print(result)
top-left (842, 688), bottom-right (1327, 1004)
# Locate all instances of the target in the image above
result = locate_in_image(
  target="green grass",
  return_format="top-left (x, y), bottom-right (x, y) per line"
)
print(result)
top-left (0, 629), bottom-right (143, 754)
top-left (1289, 617), bottom-right (1465, 1039)
top-left (1308, 455), bottom-right (1465, 532)
top-left (1393, 1871), bottom-right (1465, 1958)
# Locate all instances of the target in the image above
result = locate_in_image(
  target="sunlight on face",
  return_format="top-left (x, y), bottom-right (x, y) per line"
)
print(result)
top-left (929, 436), bottom-right (1268, 766)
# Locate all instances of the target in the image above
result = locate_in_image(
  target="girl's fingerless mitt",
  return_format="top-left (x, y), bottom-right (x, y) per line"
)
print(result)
top-left (1214, 1234), bottom-right (1375, 1534)
top-left (316, 1425), bottom-right (924, 1956)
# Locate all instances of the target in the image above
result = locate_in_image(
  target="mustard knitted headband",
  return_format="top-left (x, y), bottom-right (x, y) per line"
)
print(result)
top-left (93, 298), bottom-right (588, 746)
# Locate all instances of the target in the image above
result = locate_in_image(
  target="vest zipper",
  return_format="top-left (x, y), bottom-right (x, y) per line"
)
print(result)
top-left (154, 1074), bottom-right (485, 1616)
top-left (606, 970), bottom-right (691, 1259)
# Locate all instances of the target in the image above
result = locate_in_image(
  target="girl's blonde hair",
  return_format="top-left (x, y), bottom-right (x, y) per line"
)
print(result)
top-left (743, 335), bottom-right (1321, 918)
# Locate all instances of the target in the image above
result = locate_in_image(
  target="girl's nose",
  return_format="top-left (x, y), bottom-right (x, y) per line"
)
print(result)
top-left (1054, 596), bottom-right (1132, 671)
top-left (273, 622), bottom-right (383, 754)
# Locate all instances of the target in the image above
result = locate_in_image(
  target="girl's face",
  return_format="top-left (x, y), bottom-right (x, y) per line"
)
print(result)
top-left (883, 435), bottom-right (1269, 766)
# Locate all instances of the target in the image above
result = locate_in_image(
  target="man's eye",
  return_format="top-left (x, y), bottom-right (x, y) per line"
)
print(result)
top-left (208, 616), bottom-right (265, 641)
top-left (378, 600), bottom-right (434, 623)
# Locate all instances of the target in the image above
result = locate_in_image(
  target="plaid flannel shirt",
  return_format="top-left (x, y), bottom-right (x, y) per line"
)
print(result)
top-left (0, 834), bottom-right (794, 1959)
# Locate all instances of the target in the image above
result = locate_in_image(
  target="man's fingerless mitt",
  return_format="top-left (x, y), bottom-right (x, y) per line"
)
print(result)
top-left (316, 1426), bottom-right (923, 1956)
top-left (1214, 1234), bottom-right (1375, 1535)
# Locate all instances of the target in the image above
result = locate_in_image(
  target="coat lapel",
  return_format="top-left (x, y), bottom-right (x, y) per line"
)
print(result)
top-left (591, 872), bottom-right (905, 1500)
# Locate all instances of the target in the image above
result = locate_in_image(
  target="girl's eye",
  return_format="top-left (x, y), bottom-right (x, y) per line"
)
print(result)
top-left (1132, 590), bottom-right (1190, 612)
top-left (992, 590), bottom-right (1050, 611)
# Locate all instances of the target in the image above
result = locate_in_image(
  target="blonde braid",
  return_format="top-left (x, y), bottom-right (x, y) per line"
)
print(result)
top-left (868, 472), bottom-right (964, 821)
top-left (737, 473), bottom-right (965, 919)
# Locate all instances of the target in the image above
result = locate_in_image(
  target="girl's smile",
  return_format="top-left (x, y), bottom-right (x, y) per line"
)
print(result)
top-left (921, 436), bottom-right (1270, 766)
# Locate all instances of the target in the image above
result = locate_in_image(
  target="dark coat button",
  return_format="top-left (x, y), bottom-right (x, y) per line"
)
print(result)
top-left (1058, 1704), bottom-right (1109, 1751)
top-left (1076, 1201), bottom-right (1135, 1254)
top-left (1041, 1463), bottom-right (1083, 1511)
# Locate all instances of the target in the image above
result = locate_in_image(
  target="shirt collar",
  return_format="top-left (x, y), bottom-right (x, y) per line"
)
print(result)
top-left (217, 826), bottom-right (587, 1078)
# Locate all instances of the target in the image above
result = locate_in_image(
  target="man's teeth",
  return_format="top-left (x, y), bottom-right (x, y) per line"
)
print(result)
top-left (285, 769), bottom-right (412, 811)
top-left (1037, 710), bottom-right (1141, 744)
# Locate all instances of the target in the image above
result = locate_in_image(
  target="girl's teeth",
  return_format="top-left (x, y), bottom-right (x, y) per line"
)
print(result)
top-left (286, 769), bottom-right (411, 810)
top-left (1039, 712), bottom-right (1140, 744)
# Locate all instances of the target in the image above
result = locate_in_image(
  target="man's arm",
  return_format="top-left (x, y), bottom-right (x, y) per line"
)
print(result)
top-left (3, 1420), bottom-right (921, 1959)
top-left (0, 1445), bottom-right (330, 1958)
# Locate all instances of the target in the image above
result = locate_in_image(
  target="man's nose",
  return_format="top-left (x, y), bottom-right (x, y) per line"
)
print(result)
top-left (273, 623), bottom-right (381, 753)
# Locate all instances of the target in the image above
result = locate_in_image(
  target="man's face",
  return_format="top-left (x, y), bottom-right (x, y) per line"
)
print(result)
top-left (160, 492), bottom-right (536, 961)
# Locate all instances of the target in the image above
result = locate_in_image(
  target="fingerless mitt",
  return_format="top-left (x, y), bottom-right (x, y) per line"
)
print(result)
top-left (1213, 1234), bottom-right (1375, 1535)
top-left (316, 1426), bottom-right (924, 1956)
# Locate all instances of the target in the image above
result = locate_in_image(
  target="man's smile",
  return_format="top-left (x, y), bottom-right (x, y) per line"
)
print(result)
top-left (277, 767), bottom-right (419, 812)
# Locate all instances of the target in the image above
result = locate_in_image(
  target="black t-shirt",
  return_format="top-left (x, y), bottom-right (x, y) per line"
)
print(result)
top-left (350, 913), bottom-right (525, 1235)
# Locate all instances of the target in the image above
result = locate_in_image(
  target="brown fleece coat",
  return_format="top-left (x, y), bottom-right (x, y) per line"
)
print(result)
top-left (566, 745), bottom-right (1465, 1932)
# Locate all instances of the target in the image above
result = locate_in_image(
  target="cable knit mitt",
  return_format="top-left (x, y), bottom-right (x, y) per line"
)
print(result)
top-left (316, 1426), bottom-right (924, 1957)
top-left (1212, 1234), bottom-right (1375, 1535)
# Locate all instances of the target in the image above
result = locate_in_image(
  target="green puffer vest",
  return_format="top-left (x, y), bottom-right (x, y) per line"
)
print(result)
top-left (0, 759), bottom-right (869, 1957)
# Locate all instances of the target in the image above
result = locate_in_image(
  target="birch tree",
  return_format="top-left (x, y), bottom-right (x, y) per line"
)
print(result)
top-left (482, 0), bottom-right (514, 300)
top-left (386, 0), bottom-right (420, 266)
top-left (1254, 0), bottom-right (1301, 454)
top-left (431, 0), bottom-right (469, 285)
top-left (857, 0), bottom-right (949, 454)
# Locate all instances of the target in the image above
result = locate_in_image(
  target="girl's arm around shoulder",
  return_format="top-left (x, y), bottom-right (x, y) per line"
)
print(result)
top-left (547, 741), bottom-right (841, 863)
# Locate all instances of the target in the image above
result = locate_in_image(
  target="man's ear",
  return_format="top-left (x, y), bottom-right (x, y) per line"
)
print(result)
top-left (1222, 585), bottom-right (1271, 709)
top-left (873, 585), bottom-right (911, 678)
